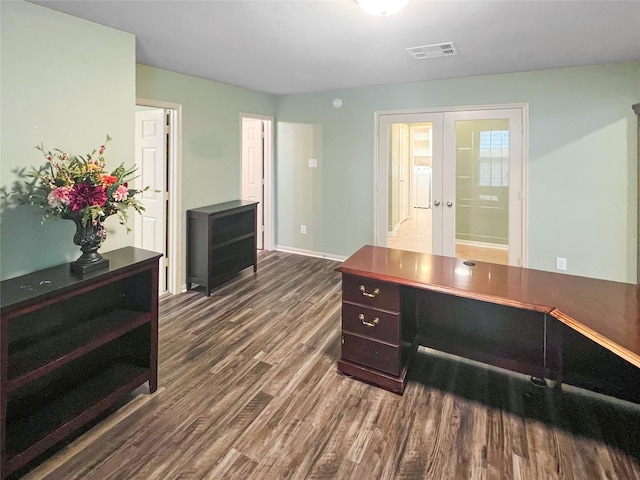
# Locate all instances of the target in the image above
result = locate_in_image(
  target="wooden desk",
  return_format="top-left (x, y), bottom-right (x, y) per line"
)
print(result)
top-left (336, 245), bottom-right (640, 401)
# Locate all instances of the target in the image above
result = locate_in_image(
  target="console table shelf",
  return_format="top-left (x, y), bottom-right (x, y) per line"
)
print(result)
top-left (0, 247), bottom-right (161, 479)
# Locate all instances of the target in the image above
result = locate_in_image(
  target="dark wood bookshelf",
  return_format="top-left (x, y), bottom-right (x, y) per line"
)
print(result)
top-left (8, 309), bottom-right (152, 390)
top-left (186, 200), bottom-right (258, 296)
top-left (0, 247), bottom-right (161, 479)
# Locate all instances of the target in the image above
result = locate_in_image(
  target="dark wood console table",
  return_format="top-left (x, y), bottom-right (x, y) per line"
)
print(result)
top-left (0, 247), bottom-right (161, 479)
top-left (336, 245), bottom-right (640, 402)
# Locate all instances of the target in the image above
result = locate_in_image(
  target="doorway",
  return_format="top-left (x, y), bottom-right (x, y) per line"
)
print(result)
top-left (240, 114), bottom-right (274, 251)
top-left (388, 122), bottom-right (434, 254)
top-left (135, 99), bottom-right (182, 294)
top-left (375, 106), bottom-right (525, 267)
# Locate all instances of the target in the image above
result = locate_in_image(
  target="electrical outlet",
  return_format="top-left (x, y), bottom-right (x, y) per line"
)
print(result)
top-left (300, 225), bottom-right (307, 234)
top-left (308, 158), bottom-right (317, 168)
top-left (555, 257), bottom-right (567, 271)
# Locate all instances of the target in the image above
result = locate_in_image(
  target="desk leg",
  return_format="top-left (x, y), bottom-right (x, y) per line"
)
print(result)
top-left (338, 337), bottom-right (418, 395)
top-left (338, 360), bottom-right (408, 394)
top-left (530, 376), bottom-right (547, 387)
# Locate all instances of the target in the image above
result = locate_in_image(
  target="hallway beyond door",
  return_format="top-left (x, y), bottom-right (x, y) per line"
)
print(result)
top-left (388, 208), bottom-right (508, 265)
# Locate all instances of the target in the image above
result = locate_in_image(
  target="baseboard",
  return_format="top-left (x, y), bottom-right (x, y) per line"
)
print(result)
top-left (274, 245), bottom-right (347, 262)
top-left (456, 240), bottom-right (508, 251)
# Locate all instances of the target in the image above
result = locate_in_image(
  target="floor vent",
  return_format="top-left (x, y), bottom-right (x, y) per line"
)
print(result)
top-left (407, 42), bottom-right (458, 60)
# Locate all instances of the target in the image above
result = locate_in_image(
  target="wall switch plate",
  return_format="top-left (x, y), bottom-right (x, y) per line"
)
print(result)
top-left (309, 158), bottom-right (317, 168)
top-left (555, 257), bottom-right (567, 271)
top-left (300, 225), bottom-right (307, 234)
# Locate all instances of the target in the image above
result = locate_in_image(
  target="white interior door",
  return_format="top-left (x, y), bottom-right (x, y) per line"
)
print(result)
top-left (241, 117), bottom-right (264, 249)
top-left (134, 108), bottom-right (167, 292)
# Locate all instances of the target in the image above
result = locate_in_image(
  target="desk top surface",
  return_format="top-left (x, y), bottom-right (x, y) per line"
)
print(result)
top-left (336, 245), bottom-right (640, 368)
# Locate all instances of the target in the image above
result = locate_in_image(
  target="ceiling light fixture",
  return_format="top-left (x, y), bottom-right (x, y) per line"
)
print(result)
top-left (357, 0), bottom-right (409, 16)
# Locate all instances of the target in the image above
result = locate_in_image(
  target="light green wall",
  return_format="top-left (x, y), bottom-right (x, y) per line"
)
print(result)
top-left (136, 65), bottom-right (276, 210)
top-left (1, 1), bottom-right (637, 285)
top-left (276, 122), bottom-right (323, 250)
top-left (0, 0), bottom-right (136, 280)
top-left (136, 65), bottom-right (276, 287)
top-left (275, 63), bottom-right (640, 283)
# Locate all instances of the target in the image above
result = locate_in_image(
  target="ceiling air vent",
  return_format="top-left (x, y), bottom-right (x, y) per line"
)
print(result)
top-left (406, 42), bottom-right (458, 60)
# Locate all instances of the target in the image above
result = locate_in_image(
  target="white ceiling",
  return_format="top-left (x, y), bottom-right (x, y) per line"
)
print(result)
top-left (28, 0), bottom-right (640, 95)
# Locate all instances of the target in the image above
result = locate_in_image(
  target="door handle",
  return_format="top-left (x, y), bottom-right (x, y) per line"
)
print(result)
top-left (434, 200), bottom-right (441, 207)
top-left (446, 201), bottom-right (453, 207)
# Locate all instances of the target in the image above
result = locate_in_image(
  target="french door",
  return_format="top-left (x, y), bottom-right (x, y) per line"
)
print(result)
top-left (376, 107), bottom-right (524, 266)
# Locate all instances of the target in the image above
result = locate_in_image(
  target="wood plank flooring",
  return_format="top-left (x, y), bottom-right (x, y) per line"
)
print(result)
top-left (12, 250), bottom-right (640, 479)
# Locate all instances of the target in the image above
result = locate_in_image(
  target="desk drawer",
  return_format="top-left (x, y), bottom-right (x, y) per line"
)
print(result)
top-left (341, 332), bottom-right (400, 376)
top-left (342, 274), bottom-right (400, 312)
top-left (342, 302), bottom-right (400, 345)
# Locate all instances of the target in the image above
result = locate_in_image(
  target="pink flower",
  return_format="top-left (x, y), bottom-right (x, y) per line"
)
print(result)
top-left (68, 182), bottom-right (107, 211)
top-left (99, 145), bottom-right (106, 155)
top-left (113, 184), bottom-right (129, 202)
top-left (47, 186), bottom-right (71, 208)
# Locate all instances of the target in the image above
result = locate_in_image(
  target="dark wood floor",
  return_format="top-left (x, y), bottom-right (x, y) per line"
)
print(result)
top-left (14, 250), bottom-right (640, 479)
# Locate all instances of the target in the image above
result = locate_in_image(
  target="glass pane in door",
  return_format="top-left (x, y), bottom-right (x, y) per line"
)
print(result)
top-left (454, 119), bottom-right (510, 265)
top-left (387, 122), bottom-right (434, 254)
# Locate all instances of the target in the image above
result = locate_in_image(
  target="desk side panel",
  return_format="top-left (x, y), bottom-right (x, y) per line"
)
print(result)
top-left (401, 288), bottom-right (418, 370)
top-left (548, 319), bottom-right (640, 404)
top-left (417, 290), bottom-right (546, 377)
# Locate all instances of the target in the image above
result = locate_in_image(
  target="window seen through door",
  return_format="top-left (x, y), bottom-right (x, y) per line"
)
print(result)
top-left (478, 130), bottom-right (509, 190)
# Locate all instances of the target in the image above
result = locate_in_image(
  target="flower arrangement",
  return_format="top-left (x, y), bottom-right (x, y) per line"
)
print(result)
top-left (11, 135), bottom-right (147, 235)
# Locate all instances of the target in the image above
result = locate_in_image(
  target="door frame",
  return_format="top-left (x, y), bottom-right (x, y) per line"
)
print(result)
top-left (374, 103), bottom-right (529, 267)
top-left (240, 113), bottom-right (274, 251)
top-left (136, 97), bottom-right (183, 294)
